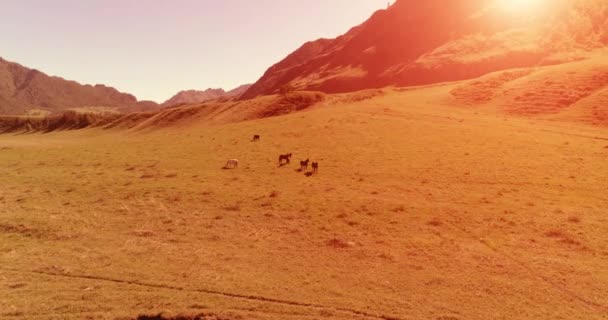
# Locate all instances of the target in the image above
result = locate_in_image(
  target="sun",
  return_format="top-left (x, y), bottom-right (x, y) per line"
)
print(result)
top-left (494, 0), bottom-right (547, 14)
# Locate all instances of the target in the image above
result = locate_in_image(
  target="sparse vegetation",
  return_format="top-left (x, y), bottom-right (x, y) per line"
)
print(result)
top-left (544, 229), bottom-right (584, 247)
top-left (136, 314), bottom-right (212, 320)
top-left (392, 205), bottom-right (406, 212)
top-left (223, 204), bottom-right (241, 211)
top-left (427, 218), bottom-right (443, 227)
top-left (326, 238), bottom-right (354, 249)
top-left (0, 110), bottom-right (121, 133)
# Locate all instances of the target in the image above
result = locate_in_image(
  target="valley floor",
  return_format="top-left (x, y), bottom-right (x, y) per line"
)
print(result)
top-left (1, 87), bottom-right (607, 319)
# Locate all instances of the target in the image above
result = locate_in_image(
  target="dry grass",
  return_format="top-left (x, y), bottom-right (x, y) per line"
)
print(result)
top-left (0, 110), bottom-right (121, 133)
top-left (0, 82), bottom-right (607, 320)
top-left (450, 51), bottom-right (608, 126)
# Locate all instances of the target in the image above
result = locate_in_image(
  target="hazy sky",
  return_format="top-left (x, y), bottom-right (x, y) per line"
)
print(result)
top-left (0, 0), bottom-right (388, 102)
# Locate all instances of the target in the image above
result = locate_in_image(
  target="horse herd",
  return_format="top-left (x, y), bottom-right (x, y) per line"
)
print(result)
top-left (224, 135), bottom-right (319, 174)
top-left (277, 154), bottom-right (319, 173)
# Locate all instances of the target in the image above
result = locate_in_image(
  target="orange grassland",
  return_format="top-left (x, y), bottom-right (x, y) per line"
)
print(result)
top-left (1, 65), bottom-right (608, 319)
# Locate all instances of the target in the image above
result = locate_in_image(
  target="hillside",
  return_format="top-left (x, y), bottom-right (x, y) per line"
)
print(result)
top-left (162, 89), bottom-right (227, 107)
top-left (242, 0), bottom-right (608, 99)
top-left (225, 84), bottom-right (253, 98)
top-left (2, 48), bottom-right (607, 134)
top-left (1, 82), bottom-right (607, 319)
top-left (0, 57), bottom-right (160, 115)
top-left (450, 50), bottom-right (608, 125)
top-left (162, 84), bottom-right (252, 108)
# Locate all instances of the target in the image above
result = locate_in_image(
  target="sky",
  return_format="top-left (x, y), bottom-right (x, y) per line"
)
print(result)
top-left (0, 0), bottom-right (388, 103)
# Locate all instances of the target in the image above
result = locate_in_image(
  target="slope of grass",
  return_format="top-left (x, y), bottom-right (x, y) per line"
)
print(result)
top-left (450, 50), bottom-right (608, 125)
top-left (0, 111), bottom-right (121, 134)
top-left (1, 86), bottom-right (607, 320)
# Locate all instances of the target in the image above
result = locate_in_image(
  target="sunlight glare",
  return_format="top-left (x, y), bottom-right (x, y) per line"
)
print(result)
top-left (494, 0), bottom-right (547, 14)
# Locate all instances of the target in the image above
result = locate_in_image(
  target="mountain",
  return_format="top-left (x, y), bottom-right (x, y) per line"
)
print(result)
top-left (162, 84), bottom-right (252, 107)
top-left (0, 57), bottom-right (160, 115)
top-left (242, 0), bottom-right (608, 99)
top-left (162, 88), bottom-right (226, 107)
top-left (225, 84), bottom-right (252, 98)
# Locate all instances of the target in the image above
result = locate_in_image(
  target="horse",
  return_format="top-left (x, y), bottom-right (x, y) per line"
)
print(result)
top-left (252, 134), bottom-right (260, 141)
top-left (225, 159), bottom-right (239, 169)
top-left (311, 161), bottom-right (319, 173)
top-left (300, 159), bottom-right (310, 171)
top-left (278, 153), bottom-right (292, 165)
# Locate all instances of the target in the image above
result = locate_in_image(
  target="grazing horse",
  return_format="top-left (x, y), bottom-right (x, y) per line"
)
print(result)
top-left (278, 153), bottom-right (292, 165)
top-left (252, 134), bottom-right (260, 141)
top-left (225, 159), bottom-right (239, 169)
top-left (311, 161), bottom-right (319, 173)
top-left (300, 159), bottom-right (310, 170)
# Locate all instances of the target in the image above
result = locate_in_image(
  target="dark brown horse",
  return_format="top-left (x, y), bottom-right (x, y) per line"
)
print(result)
top-left (311, 161), bottom-right (319, 173)
top-left (252, 134), bottom-right (260, 141)
top-left (279, 153), bottom-right (292, 165)
top-left (300, 159), bottom-right (310, 170)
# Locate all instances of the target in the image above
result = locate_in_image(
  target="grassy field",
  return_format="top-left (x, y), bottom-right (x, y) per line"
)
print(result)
top-left (1, 84), bottom-right (607, 319)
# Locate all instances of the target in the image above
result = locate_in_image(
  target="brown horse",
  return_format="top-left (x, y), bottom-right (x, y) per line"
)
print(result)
top-left (252, 134), bottom-right (260, 141)
top-left (225, 159), bottom-right (239, 169)
top-left (311, 161), bottom-right (319, 173)
top-left (300, 159), bottom-right (310, 170)
top-left (279, 153), bottom-right (292, 165)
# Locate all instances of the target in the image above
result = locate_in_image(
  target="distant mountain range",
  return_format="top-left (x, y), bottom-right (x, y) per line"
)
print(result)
top-left (241, 0), bottom-right (608, 99)
top-left (0, 57), bottom-right (160, 115)
top-left (162, 84), bottom-right (251, 107)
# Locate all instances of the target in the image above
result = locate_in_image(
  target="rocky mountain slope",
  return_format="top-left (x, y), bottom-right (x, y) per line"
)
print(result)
top-left (162, 84), bottom-right (252, 107)
top-left (0, 57), bottom-right (159, 115)
top-left (242, 0), bottom-right (608, 99)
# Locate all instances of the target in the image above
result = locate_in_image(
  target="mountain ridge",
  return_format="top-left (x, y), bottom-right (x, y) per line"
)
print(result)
top-left (0, 56), bottom-right (160, 115)
top-left (241, 0), bottom-right (608, 99)
top-left (162, 84), bottom-right (252, 107)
